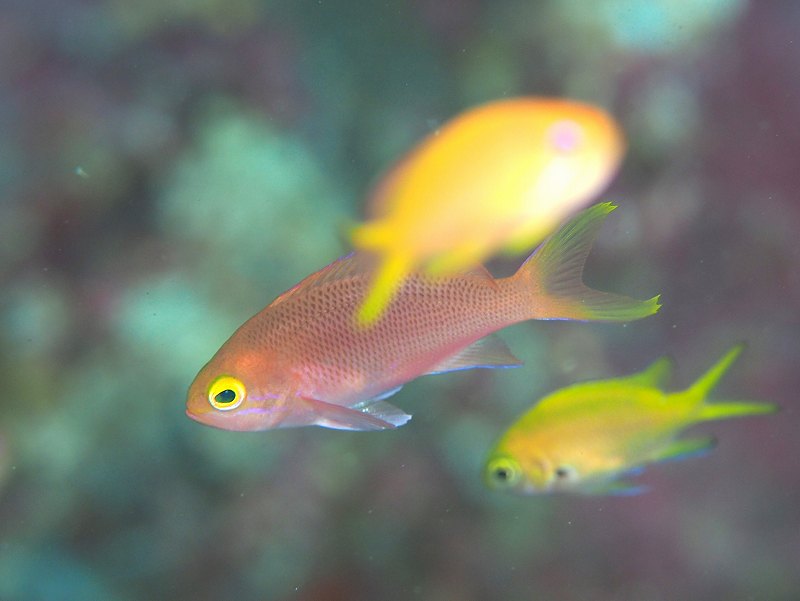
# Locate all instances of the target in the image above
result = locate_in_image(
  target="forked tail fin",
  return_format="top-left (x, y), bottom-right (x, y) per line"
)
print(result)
top-left (698, 400), bottom-right (778, 421)
top-left (512, 202), bottom-right (661, 321)
top-left (685, 344), bottom-right (779, 421)
top-left (686, 344), bottom-right (744, 401)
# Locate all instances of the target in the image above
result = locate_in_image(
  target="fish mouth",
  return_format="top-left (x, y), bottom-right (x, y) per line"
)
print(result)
top-left (185, 406), bottom-right (281, 431)
top-left (185, 408), bottom-right (223, 429)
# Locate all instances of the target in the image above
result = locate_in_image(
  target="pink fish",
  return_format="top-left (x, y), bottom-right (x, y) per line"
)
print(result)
top-left (186, 203), bottom-right (660, 431)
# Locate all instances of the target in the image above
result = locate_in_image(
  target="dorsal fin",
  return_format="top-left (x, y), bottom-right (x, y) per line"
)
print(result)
top-left (274, 252), bottom-right (497, 311)
top-left (619, 356), bottom-right (673, 388)
top-left (460, 264), bottom-right (495, 280)
top-left (582, 356), bottom-right (672, 392)
top-left (271, 252), bottom-right (377, 306)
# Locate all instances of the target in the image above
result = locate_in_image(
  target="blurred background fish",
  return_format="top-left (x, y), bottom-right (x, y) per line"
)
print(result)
top-left (484, 345), bottom-right (777, 496)
top-left (350, 97), bottom-right (624, 324)
top-left (186, 203), bottom-right (658, 432)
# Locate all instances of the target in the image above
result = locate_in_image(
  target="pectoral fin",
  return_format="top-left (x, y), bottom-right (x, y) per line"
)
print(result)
top-left (301, 397), bottom-right (399, 431)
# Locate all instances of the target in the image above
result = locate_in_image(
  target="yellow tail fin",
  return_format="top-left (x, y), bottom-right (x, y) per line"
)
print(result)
top-left (699, 401), bottom-right (778, 421)
top-left (514, 203), bottom-right (661, 322)
top-left (687, 344), bottom-right (779, 420)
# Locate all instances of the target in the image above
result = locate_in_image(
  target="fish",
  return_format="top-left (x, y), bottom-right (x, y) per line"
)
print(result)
top-left (350, 97), bottom-right (625, 324)
top-left (483, 344), bottom-right (778, 496)
top-left (186, 203), bottom-right (659, 432)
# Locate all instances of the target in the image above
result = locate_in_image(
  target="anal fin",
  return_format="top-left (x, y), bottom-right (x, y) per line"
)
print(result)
top-left (369, 385), bottom-right (403, 402)
top-left (649, 436), bottom-right (717, 464)
top-left (584, 479), bottom-right (650, 496)
top-left (426, 334), bottom-right (522, 375)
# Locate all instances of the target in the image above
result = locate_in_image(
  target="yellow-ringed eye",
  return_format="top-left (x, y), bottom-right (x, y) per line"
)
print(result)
top-left (485, 456), bottom-right (522, 488)
top-left (208, 376), bottom-right (246, 411)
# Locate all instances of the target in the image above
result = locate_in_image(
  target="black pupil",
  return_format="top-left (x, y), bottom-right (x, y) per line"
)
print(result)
top-left (555, 467), bottom-right (568, 478)
top-left (495, 467), bottom-right (509, 481)
top-left (215, 389), bottom-right (237, 405)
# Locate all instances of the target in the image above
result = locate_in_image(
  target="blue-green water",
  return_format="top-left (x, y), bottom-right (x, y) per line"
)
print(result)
top-left (1, 1), bottom-right (798, 599)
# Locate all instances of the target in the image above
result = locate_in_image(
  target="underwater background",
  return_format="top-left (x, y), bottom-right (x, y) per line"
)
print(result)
top-left (1, 1), bottom-right (799, 599)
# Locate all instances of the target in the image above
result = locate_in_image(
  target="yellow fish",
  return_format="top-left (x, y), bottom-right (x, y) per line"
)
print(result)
top-left (186, 203), bottom-right (659, 432)
top-left (350, 97), bottom-right (625, 324)
top-left (484, 345), bottom-right (777, 495)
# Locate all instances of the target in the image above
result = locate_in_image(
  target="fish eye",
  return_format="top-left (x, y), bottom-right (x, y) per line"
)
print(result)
top-left (486, 457), bottom-right (522, 488)
top-left (547, 119), bottom-right (583, 153)
top-left (208, 376), bottom-right (246, 411)
top-left (554, 465), bottom-right (576, 480)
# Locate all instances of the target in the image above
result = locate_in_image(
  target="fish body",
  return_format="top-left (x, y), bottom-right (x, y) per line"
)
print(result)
top-left (350, 97), bottom-right (624, 324)
top-left (186, 203), bottom-right (659, 432)
top-left (484, 345), bottom-right (778, 495)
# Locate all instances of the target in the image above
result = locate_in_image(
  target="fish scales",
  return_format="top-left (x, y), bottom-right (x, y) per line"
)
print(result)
top-left (186, 203), bottom-right (659, 431)
top-left (241, 270), bottom-right (518, 402)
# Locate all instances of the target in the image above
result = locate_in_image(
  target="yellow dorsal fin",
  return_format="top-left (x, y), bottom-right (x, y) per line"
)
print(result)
top-left (622, 356), bottom-right (674, 388)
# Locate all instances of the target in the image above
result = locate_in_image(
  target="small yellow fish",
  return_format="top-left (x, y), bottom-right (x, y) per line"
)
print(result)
top-left (484, 345), bottom-right (777, 495)
top-left (186, 203), bottom-right (659, 432)
top-left (350, 97), bottom-right (624, 324)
